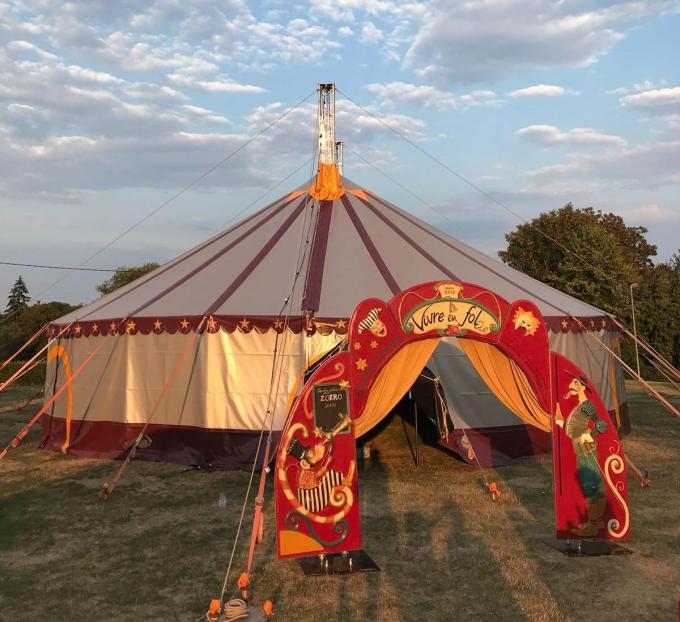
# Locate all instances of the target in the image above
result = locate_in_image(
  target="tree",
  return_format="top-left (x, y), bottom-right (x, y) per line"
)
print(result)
top-left (498, 204), bottom-right (641, 318)
top-left (634, 251), bottom-right (680, 370)
top-left (0, 301), bottom-right (80, 360)
top-left (5, 276), bottom-right (30, 315)
top-left (96, 263), bottom-right (159, 297)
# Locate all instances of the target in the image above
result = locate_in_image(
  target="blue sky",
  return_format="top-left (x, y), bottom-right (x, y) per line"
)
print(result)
top-left (1, 0), bottom-right (679, 305)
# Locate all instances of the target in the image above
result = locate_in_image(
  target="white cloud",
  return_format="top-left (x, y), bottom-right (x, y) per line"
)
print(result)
top-left (403, 1), bottom-right (674, 84)
top-left (360, 21), bottom-right (384, 44)
top-left (515, 125), bottom-right (627, 147)
top-left (365, 82), bottom-right (504, 109)
top-left (338, 26), bottom-right (354, 36)
top-left (366, 82), bottom-right (457, 109)
top-left (508, 84), bottom-right (567, 97)
top-left (167, 73), bottom-right (265, 93)
top-left (620, 87), bottom-right (680, 115)
top-left (522, 140), bottom-right (680, 192)
top-left (606, 79), bottom-right (668, 95)
top-left (459, 90), bottom-right (503, 107)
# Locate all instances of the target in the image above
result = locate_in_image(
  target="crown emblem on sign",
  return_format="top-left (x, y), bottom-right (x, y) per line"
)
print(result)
top-left (435, 282), bottom-right (463, 299)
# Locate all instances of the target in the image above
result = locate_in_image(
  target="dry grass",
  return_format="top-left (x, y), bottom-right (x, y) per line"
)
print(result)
top-left (0, 383), bottom-right (679, 622)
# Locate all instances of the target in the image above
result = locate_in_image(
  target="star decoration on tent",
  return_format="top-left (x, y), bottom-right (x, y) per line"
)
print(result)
top-left (601, 318), bottom-right (607, 328)
top-left (92, 324), bottom-right (99, 334)
top-left (239, 318), bottom-right (251, 330)
top-left (590, 320), bottom-right (596, 329)
top-left (355, 358), bottom-right (368, 371)
top-left (74, 325), bottom-right (81, 335)
top-left (370, 340), bottom-right (378, 349)
top-left (180, 319), bottom-right (190, 330)
top-left (206, 316), bottom-right (218, 332)
top-left (561, 319), bottom-right (569, 330)
top-left (273, 319), bottom-right (283, 331)
top-left (126, 320), bottom-right (137, 333)
top-left (336, 319), bottom-right (347, 329)
top-left (353, 342), bottom-right (361, 350)
top-left (109, 322), bottom-right (117, 333)
top-left (153, 319), bottom-right (162, 331)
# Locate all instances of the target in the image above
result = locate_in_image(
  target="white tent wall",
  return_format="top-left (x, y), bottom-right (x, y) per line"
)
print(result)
top-left (43, 327), bottom-right (627, 468)
top-left (42, 329), bottom-right (339, 467)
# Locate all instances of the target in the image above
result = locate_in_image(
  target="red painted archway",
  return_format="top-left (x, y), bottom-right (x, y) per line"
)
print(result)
top-left (275, 281), bottom-right (629, 559)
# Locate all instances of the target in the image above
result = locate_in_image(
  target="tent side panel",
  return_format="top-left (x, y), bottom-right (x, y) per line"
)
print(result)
top-left (41, 330), bottom-right (342, 469)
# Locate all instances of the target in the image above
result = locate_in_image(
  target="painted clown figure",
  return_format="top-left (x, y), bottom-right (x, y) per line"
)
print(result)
top-left (286, 415), bottom-right (352, 514)
top-left (556, 373), bottom-right (609, 537)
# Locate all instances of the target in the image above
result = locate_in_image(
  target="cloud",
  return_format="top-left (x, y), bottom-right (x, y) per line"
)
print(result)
top-left (365, 82), bottom-right (503, 109)
top-left (508, 84), bottom-right (567, 97)
top-left (360, 21), bottom-right (384, 44)
top-left (338, 26), bottom-right (354, 36)
top-left (403, 1), bottom-right (675, 84)
top-left (620, 86), bottom-right (680, 115)
top-left (515, 125), bottom-right (627, 147)
top-left (521, 140), bottom-right (680, 191)
top-left (606, 79), bottom-right (668, 95)
top-left (167, 73), bottom-right (265, 93)
top-left (366, 82), bottom-right (457, 109)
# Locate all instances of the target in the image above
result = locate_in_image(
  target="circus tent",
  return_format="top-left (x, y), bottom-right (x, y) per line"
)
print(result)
top-left (41, 87), bottom-right (628, 469)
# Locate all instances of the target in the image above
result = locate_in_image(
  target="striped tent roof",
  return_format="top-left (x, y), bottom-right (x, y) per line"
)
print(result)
top-left (55, 177), bottom-right (610, 335)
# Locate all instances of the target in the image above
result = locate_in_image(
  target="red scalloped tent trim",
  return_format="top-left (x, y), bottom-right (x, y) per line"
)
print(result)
top-left (47, 314), bottom-right (616, 339)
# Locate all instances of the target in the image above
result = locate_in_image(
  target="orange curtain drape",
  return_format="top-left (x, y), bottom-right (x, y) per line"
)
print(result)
top-left (457, 339), bottom-right (551, 433)
top-left (355, 339), bottom-right (438, 438)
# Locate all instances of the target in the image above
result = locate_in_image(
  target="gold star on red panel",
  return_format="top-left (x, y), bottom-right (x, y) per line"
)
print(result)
top-left (590, 320), bottom-right (596, 329)
top-left (601, 318), bottom-right (607, 328)
top-left (355, 358), bottom-right (368, 371)
top-left (339, 379), bottom-right (351, 390)
top-left (370, 340), bottom-right (378, 349)
top-left (180, 318), bottom-right (190, 330)
top-left (207, 316), bottom-right (217, 332)
top-left (239, 318), bottom-right (251, 330)
top-left (92, 323), bottom-right (99, 334)
top-left (273, 319), bottom-right (283, 330)
top-left (153, 319), bottom-right (162, 331)
top-left (336, 319), bottom-right (347, 329)
top-left (561, 319), bottom-right (569, 330)
top-left (126, 320), bottom-right (137, 333)
top-left (353, 341), bottom-right (362, 350)
top-left (109, 322), bottom-right (117, 333)
top-left (74, 324), bottom-right (81, 335)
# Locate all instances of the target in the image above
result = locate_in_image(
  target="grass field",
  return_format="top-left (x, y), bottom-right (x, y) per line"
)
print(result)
top-left (1, 382), bottom-right (679, 622)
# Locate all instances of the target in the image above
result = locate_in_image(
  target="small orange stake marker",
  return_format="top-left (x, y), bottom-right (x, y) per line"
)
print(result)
top-left (487, 482), bottom-right (500, 502)
top-left (206, 599), bottom-right (221, 622)
top-left (237, 571), bottom-right (250, 600)
top-left (263, 599), bottom-right (274, 619)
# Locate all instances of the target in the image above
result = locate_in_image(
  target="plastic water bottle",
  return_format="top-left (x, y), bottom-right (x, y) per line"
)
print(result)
top-left (218, 493), bottom-right (227, 509)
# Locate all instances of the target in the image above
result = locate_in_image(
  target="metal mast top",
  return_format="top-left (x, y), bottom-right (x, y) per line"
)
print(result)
top-left (317, 84), bottom-right (336, 165)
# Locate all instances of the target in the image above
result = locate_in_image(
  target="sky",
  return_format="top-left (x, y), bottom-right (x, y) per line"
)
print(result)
top-left (1, 0), bottom-right (679, 306)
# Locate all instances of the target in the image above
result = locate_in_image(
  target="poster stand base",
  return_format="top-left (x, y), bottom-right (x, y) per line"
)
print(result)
top-left (545, 538), bottom-right (632, 557)
top-left (297, 550), bottom-right (380, 575)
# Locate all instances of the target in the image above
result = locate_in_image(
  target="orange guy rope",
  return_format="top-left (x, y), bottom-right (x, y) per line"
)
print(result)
top-left (0, 323), bottom-right (48, 372)
top-left (246, 439), bottom-right (272, 573)
top-left (0, 322), bottom-right (73, 393)
top-left (100, 317), bottom-right (207, 500)
top-left (0, 320), bottom-right (122, 460)
top-left (576, 319), bottom-right (680, 418)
